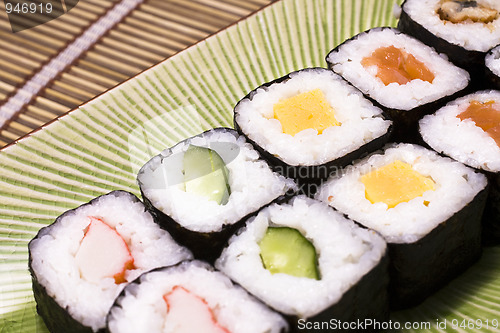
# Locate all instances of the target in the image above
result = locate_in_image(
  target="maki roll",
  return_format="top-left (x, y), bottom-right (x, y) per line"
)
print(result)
top-left (316, 144), bottom-right (488, 308)
top-left (398, 0), bottom-right (500, 82)
top-left (326, 27), bottom-right (470, 142)
top-left (419, 90), bottom-right (500, 243)
top-left (419, 91), bottom-right (500, 172)
top-left (106, 260), bottom-right (288, 333)
top-left (137, 127), bottom-right (296, 262)
top-left (233, 67), bottom-right (391, 195)
top-left (485, 45), bottom-right (500, 89)
top-left (28, 191), bottom-right (193, 333)
top-left (215, 196), bottom-right (389, 331)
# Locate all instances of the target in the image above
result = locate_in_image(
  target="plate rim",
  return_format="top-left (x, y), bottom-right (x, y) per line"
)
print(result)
top-left (0, 0), bottom-right (281, 152)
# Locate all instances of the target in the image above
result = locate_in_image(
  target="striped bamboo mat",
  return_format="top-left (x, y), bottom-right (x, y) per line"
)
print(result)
top-left (0, 0), bottom-right (274, 148)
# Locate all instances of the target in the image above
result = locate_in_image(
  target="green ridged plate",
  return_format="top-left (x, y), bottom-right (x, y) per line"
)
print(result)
top-left (1, 0), bottom-right (500, 332)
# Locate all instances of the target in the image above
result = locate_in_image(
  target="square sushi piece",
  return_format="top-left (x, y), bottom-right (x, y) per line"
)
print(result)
top-left (398, 0), bottom-right (500, 80)
top-left (316, 143), bottom-right (488, 308)
top-left (137, 128), bottom-right (297, 263)
top-left (233, 67), bottom-right (392, 195)
top-left (215, 195), bottom-right (389, 330)
top-left (326, 27), bottom-right (470, 142)
top-left (28, 191), bottom-right (193, 333)
top-left (419, 90), bottom-right (500, 243)
top-left (107, 260), bottom-right (289, 333)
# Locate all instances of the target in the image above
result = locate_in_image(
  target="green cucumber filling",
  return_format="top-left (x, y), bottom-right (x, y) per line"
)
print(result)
top-left (182, 145), bottom-right (231, 205)
top-left (259, 227), bottom-right (320, 280)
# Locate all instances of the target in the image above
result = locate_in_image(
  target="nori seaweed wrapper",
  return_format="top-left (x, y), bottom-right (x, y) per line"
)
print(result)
top-left (326, 27), bottom-right (471, 143)
top-left (388, 187), bottom-right (488, 309)
top-left (289, 253), bottom-right (390, 333)
top-left (140, 193), bottom-right (242, 263)
top-left (481, 171), bottom-right (500, 245)
top-left (30, 273), bottom-right (99, 333)
top-left (233, 68), bottom-right (392, 197)
top-left (484, 64), bottom-right (500, 90)
top-left (138, 128), bottom-right (296, 263)
top-left (397, 0), bottom-right (487, 88)
top-left (372, 90), bottom-right (469, 143)
top-left (485, 46), bottom-right (500, 90)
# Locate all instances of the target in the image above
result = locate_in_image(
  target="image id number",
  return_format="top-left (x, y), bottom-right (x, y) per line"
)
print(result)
top-left (5, 1), bottom-right (53, 14)
top-left (451, 318), bottom-right (499, 330)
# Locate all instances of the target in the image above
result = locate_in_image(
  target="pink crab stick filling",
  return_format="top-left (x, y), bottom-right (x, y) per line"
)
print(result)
top-left (75, 216), bottom-right (135, 284)
top-left (163, 286), bottom-right (229, 333)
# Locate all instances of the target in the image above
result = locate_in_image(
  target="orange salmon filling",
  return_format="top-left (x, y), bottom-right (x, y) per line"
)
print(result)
top-left (361, 46), bottom-right (435, 86)
top-left (457, 100), bottom-right (500, 147)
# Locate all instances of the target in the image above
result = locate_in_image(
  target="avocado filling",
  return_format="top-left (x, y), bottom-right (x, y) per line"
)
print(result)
top-left (273, 89), bottom-right (340, 136)
top-left (259, 226), bottom-right (320, 280)
top-left (182, 145), bottom-right (231, 205)
top-left (438, 0), bottom-right (498, 24)
top-left (360, 160), bottom-right (436, 209)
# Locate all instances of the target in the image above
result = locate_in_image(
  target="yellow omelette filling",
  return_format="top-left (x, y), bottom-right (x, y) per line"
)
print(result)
top-left (360, 160), bottom-right (436, 209)
top-left (273, 89), bottom-right (340, 136)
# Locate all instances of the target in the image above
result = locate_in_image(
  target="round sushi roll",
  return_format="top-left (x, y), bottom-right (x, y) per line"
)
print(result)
top-left (106, 260), bottom-right (289, 333)
top-left (233, 67), bottom-right (392, 195)
top-left (326, 27), bottom-right (470, 142)
top-left (316, 143), bottom-right (488, 308)
top-left (28, 191), bottom-right (193, 333)
top-left (419, 90), bottom-right (500, 243)
top-left (398, 0), bottom-right (500, 82)
top-left (485, 45), bottom-right (500, 89)
top-left (215, 195), bottom-right (389, 330)
top-left (137, 127), bottom-right (296, 262)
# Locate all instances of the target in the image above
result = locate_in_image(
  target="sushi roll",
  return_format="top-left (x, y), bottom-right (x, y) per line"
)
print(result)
top-left (137, 127), bottom-right (296, 262)
top-left (326, 27), bottom-right (470, 142)
top-left (419, 90), bottom-right (500, 243)
top-left (215, 196), bottom-right (389, 330)
top-left (106, 260), bottom-right (289, 333)
top-left (233, 67), bottom-right (392, 195)
top-left (316, 143), bottom-right (488, 308)
top-left (485, 45), bottom-right (500, 89)
top-left (398, 0), bottom-right (500, 83)
top-left (28, 191), bottom-right (193, 333)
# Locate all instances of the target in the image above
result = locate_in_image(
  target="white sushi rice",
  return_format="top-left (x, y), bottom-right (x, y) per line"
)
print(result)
top-left (315, 144), bottom-right (488, 244)
top-left (138, 130), bottom-right (296, 233)
top-left (327, 28), bottom-right (470, 111)
top-left (107, 260), bottom-right (288, 333)
top-left (29, 191), bottom-right (193, 332)
top-left (234, 68), bottom-right (391, 166)
top-left (403, 0), bottom-right (500, 52)
top-left (215, 196), bottom-right (386, 318)
top-left (420, 90), bottom-right (500, 173)
top-left (486, 45), bottom-right (500, 77)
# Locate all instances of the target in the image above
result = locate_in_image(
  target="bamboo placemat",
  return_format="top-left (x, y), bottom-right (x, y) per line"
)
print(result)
top-left (0, 0), bottom-right (275, 148)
